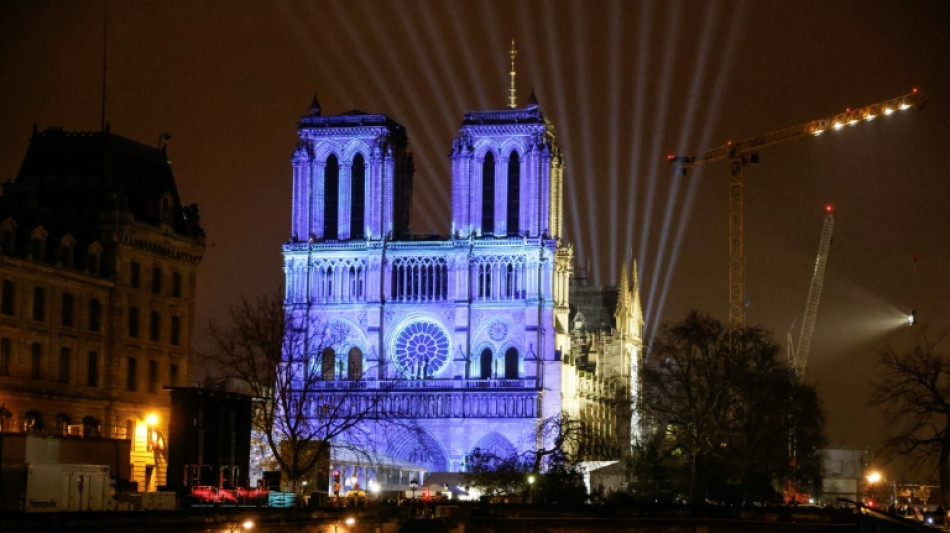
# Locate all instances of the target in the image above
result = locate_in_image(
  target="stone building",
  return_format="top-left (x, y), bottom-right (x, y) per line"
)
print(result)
top-left (282, 64), bottom-right (643, 480)
top-left (0, 127), bottom-right (204, 491)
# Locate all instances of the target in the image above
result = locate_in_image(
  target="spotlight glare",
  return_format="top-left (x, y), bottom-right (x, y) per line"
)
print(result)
top-left (833, 122), bottom-right (843, 130)
top-left (866, 114), bottom-right (875, 121)
top-left (900, 103), bottom-right (910, 110)
top-left (813, 129), bottom-right (823, 136)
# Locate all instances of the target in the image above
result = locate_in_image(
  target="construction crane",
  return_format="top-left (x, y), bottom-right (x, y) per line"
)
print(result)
top-left (787, 206), bottom-right (835, 380)
top-left (670, 89), bottom-right (926, 327)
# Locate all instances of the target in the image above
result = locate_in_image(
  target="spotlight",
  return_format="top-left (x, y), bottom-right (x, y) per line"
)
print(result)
top-left (908, 309), bottom-right (916, 326)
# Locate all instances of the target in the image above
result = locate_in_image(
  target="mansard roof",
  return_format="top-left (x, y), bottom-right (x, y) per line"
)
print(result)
top-left (2, 127), bottom-right (203, 241)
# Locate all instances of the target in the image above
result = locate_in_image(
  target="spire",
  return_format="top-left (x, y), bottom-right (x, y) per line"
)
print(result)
top-left (309, 93), bottom-right (322, 116)
top-left (508, 39), bottom-right (518, 109)
top-left (526, 89), bottom-right (539, 109)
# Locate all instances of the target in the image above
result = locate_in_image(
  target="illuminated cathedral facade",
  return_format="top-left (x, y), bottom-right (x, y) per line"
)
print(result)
top-left (282, 84), bottom-right (642, 475)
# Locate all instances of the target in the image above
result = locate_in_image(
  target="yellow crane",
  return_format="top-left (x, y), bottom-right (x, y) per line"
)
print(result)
top-left (670, 89), bottom-right (926, 327)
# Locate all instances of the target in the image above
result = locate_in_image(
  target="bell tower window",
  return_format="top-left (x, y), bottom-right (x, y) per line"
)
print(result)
top-left (507, 151), bottom-right (520, 235)
top-left (324, 155), bottom-right (340, 240)
top-left (481, 152), bottom-right (495, 236)
top-left (350, 154), bottom-right (365, 239)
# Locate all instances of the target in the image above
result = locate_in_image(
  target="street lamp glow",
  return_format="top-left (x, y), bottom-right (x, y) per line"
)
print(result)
top-left (242, 520), bottom-right (254, 530)
top-left (345, 517), bottom-right (355, 526)
top-left (867, 471), bottom-right (882, 484)
top-left (527, 475), bottom-right (535, 485)
top-left (145, 413), bottom-right (158, 426)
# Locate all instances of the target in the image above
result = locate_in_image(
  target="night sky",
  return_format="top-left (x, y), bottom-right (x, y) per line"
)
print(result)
top-left (2, 1), bottom-right (948, 473)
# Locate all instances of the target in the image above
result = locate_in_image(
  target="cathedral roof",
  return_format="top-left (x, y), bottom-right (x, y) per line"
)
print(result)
top-left (461, 106), bottom-right (547, 127)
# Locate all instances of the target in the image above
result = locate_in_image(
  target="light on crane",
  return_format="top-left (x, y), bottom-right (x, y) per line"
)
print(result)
top-left (669, 88), bottom-right (926, 327)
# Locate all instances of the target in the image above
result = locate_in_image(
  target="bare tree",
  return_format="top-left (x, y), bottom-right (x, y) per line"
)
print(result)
top-left (871, 332), bottom-right (950, 503)
top-left (639, 311), bottom-right (825, 504)
top-left (201, 294), bottom-right (393, 492)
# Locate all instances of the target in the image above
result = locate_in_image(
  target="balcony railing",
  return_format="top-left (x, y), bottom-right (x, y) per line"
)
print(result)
top-left (300, 377), bottom-right (538, 391)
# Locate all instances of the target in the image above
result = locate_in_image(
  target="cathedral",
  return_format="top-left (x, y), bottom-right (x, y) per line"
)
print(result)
top-left (282, 57), bottom-right (643, 480)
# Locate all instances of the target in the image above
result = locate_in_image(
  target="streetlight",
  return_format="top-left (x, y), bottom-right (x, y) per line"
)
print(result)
top-left (409, 477), bottom-right (418, 500)
top-left (527, 474), bottom-right (536, 504)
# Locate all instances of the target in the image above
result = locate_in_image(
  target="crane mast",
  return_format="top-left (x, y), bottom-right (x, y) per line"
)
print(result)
top-left (671, 89), bottom-right (925, 327)
top-left (789, 208), bottom-right (834, 380)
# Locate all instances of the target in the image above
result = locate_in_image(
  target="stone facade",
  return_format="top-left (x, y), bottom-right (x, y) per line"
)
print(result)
top-left (282, 91), bottom-right (643, 475)
top-left (0, 128), bottom-right (205, 491)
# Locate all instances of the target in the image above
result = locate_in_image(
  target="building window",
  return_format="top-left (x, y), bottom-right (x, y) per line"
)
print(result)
top-left (31, 342), bottom-right (42, 379)
top-left (1, 280), bottom-right (13, 315)
top-left (83, 416), bottom-right (101, 438)
top-left (481, 152), bottom-right (495, 235)
top-left (172, 272), bottom-right (182, 298)
top-left (59, 347), bottom-right (70, 383)
top-left (0, 337), bottom-right (10, 376)
top-left (33, 286), bottom-right (46, 321)
top-left (504, 347), bottom-right (519, 379)
top-left (89, 299), bottom-right (101, 332)
top-left (56, 413), bottom-right (71, 435)
top-left (350, 153), bottom-right (365, 239)
top-left (150, 310), bottom-right (160, 342)
top-left (507, 151), bottom-right (520, 235)
top-left (86, 242), bottom-right (103, 275)
top-left (128, 306), bottom-right (139, 337)
top-left (152, 265), bottom-right (162, 294)
top-left (87, 351), bottom-right (99, 387)
top-left (347, 347), bottom-right (362, 380)
top-left (148, 360), bottom-right (159, 393)
top-left (0, 219), bottom-right (15, 255)
top-left (170, 315), bottom-right (181, 346)
top-left (323, 154), bottom-right (340, 240)
top-left (127, 357), bottom-right (137, 391)
top-left (480, 348), bottom-right (493, 379)
top-left (61, 292), bottom-right (74, 326)
top-left (24, 410), bottom-right (43, 433)
top-left (130, 261), bottom-right (140, 288)
top-left (321, 348), bottom-right (335, 380)
top-left (169, 363), bottom-right (179, 387)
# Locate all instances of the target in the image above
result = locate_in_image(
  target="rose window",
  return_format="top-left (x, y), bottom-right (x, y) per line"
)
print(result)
top-left (489, 322), bottom-right (508, 342)
top-left (393, 320), bottom-right (450, 378)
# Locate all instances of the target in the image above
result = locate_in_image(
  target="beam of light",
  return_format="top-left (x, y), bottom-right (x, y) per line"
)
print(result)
top-left (606, 0), bottom-right (623, 283)
top-left (445, 4), bottom-right (493, 109)
top-left (635, 0), bottom-right (682, 279)
top-left (285, 2), bottom-right (451, 224)
top-left (572, 0), bottom-right (600, 277)
top-left (622, 0), bottom-right (654, 276)
top-left (644, 0), bottom-right (721, 329)
top-left (540, 4), bottom-right (585, 257)
top-left (648, 0), bottom-right (752, 341)
top-left (480, 1), bottom-right (509, 107)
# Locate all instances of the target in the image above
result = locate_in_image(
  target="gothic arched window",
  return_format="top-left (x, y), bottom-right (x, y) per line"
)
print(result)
top-left (481, 152), bottom-right (495, 236)
top-left (321, 347), bottom-right (336, 380)
top-left (480, 348), bottom-right (493, 379)
top-left (347, 347), bottom-right (362, 380)
top-left (504, 347), bottom-right (519, 379)
top-left (507, 151), bottom-right (520, 235)
top-left (324, 155), bottom-right (340, 240)
top-left (350, 154), bottom-right (365, 239)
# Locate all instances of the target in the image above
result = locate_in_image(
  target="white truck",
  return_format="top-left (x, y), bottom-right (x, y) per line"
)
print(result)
top-left (25, 464), bottom-right (112, 512)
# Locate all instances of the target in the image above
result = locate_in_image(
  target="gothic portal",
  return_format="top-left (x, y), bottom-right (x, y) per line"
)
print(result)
top-left (282, 90), bottom-right (575, 473)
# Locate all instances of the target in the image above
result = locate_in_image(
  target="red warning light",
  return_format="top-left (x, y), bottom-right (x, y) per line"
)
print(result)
top-left (667, 154), bottom-right (676, 161)
top-left (825, 204), bottom-right (834, 213)
top-left (913, 87), bottom-right (918, 93)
